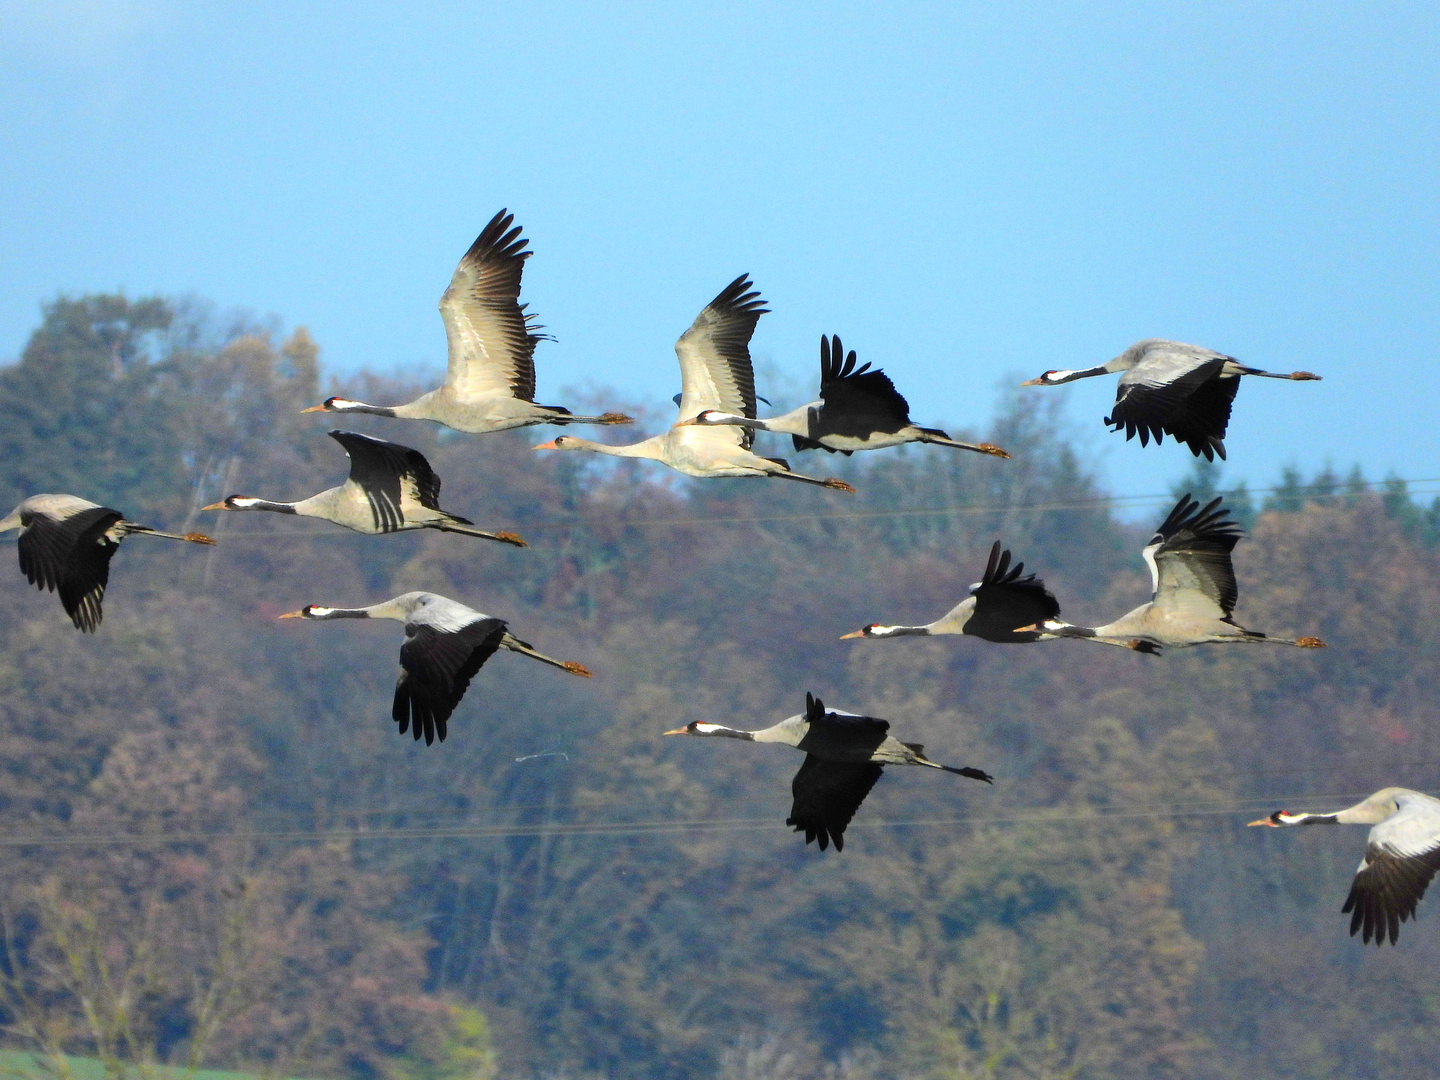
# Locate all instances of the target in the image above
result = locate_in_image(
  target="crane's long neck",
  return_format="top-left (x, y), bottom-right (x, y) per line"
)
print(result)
top-left (752, 405), bottom-right (812, 437)
top-left (1032, 620), bottom-right (1094, 639)
top-left (227, 498), bottom-right (301, 515)
top-left (1270, 811), bottom-right (1340, 826)
top-left (692, 723), bottom-right (757, 741)
top-left (321, 398), bottom-right (401, 418)
top-left (304, 607), bottom-right (376, 620)
top-left (565, 435), bottom-right (668, 460)
top-left (867, 625), bottom-right (932, 638)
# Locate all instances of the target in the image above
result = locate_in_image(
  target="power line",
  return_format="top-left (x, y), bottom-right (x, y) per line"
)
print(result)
top-left (0, 790), bottom-right (1404, 850)
top-left (178, 475), bottom-right (1440, 539)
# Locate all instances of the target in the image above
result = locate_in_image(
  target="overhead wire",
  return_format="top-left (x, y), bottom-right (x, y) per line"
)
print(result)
top-left (168, 475), bottom-right (1440, 539)
top-left (0, 789), bottom-right (1412, 850)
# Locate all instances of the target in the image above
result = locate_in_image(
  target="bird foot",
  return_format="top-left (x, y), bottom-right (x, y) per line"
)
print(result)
top-left (185, 532), bottom-right (218, 545)
top-left (1295, 636), bottom-right (1326, 648)
top-left (977, 443), bottom-right (1011, 459)
top-left (598, 412), bottom-right (634, 425)
top-left (824, 479), bottom-right (857, 493)
top-left (561, 661), bottom-right (594, 678)
top-left (1289, 371), bottom-right (1323, 380)
top-left (496, 532), bottom-right (528, 547)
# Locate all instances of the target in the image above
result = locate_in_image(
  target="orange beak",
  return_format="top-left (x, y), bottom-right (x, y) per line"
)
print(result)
top-left (1247, 817), bottom-right (1278, 827)
top-left (300, 404), bottom-right (327, 413)
top-left (533, 439), bottom-right (560, 450)
top-left (200, 501), bottom-right (227, 511)
top-left (277, 610), bottom-right (306, 619)
top-left (661, 727), bottom-right (689, 736)
top-left (839, 629), bottom-right (866, 640)
top-left (1019, 377), bottom-right (1046, 387)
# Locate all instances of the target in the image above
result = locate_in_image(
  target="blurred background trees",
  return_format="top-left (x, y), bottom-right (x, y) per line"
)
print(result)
top-left (0, 294), bottom-right (1437, 1078)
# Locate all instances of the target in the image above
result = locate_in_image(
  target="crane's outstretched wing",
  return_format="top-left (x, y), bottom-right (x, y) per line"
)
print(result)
top-left (814, 335), bottom-right (912, 439)
top-left (1106, 342), bottom-right (1233, 460)
top-left (674, 275), bottom-right (766, 448)
top-left (1343, 800), bottom-right (1440, 946)
top-left (329, 430), bottom-right (442, 531)
top-left (438, 209), bottom-right (548, 405)
top-left (787, 756), bottom-right (884, 852)
top-left (17, 505), bottom-right (123, 632)
top-left (1144, 494), bottom-right (1241, 620)
top-left (966, 541), bottom-right (1061, 642)
top-left (394, 617), bottom-right (508, 745)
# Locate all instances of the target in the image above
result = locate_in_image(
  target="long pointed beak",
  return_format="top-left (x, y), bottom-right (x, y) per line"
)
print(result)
top-left (200, 502), bottom-right (227, 511)
top-left (1247, 817), bottom-right (1277, 827)
top-left (1019, 377), bottom-right (1046, 387)
top-left (533, 440), bottom-right (560, 450)
top-left (674, 416), bottom-right (699, 426)
top-left (277, 610), bottom-right (306, 619)
top-left (661, 727), bottom-right (689, 736)
top-left (839, 630), bottom-right (866, 640)
top-left (300, 404), bottom-right (327, 413)
top-left (1013, 623), bottom-right (1039, 633)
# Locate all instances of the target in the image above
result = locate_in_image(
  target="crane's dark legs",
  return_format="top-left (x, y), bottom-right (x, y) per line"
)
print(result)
top-left (128, 525), bottom-right (217, 545)
top-left (1236, 367), bottom-right (1322, 381)
top-left (917, 433), bottom-right (1011, 458)
top-left (765, 469), bottom-right (856, 493)
top-left (544, 410), bottom-right (634, 426)
top-left (499, 632), bottom-right (592, 676)
top-left (430, 522), bottom-right (528, 546)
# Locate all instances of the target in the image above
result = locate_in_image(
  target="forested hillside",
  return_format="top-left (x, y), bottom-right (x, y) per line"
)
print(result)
top-left (1, 296), bottom-right (1438, 1079)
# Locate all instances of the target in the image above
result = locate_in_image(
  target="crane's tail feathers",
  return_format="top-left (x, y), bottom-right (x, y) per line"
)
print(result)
top-left (500, 633), bottom-right (591, 675)
top-left (917, 432), bottom-right (1011, 458)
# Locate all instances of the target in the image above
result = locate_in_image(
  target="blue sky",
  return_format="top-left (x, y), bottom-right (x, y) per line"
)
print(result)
top-left (3, 2), bottom-right (1437, 507)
